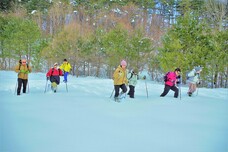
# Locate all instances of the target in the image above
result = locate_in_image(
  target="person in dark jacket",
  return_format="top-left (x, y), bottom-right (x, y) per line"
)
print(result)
top-left (46, 63), bottom-right (63, 93)
top-left (14, 59), bottom-right (32, 95)
top-left (160, 68), bottom-right (181, 98)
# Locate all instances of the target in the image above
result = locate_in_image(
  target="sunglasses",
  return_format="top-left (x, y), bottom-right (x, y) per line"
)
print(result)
top-left (22, 62), bottom-right (26, 63)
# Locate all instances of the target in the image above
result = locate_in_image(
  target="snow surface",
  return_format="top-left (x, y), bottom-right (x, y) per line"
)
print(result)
top-left (0, 71), bottom-right (228, 152)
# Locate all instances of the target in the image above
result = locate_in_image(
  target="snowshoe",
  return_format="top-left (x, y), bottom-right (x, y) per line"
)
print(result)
top-left (114, 97), bottom-right (120, 102)
top-left (188, 92), bottom-right (192, 97)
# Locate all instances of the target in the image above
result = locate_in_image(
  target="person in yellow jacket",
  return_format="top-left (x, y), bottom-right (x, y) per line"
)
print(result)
top-left (113, 60), bottom-right (128, 102)
top-left (60, 59), bottom-right (71, 83)
top-left (14, 59), bottom-right (32, 95)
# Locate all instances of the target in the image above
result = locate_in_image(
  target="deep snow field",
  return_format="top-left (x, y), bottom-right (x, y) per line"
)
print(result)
top-left (0, 71), bottom-right (228, 152)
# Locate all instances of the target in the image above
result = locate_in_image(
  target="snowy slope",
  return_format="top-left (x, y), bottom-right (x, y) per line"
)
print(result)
top-left (0, 71), bottom-right (228, 152)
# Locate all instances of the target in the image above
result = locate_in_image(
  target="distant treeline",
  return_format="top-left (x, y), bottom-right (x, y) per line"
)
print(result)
top-left (0, 0), bottom-right (227, 88)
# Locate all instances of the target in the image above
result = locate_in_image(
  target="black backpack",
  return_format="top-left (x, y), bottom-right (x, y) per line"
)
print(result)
top-left (164, 72), bottom-right (170, 82)
top-left (128, 72), bottom-right (138, 80)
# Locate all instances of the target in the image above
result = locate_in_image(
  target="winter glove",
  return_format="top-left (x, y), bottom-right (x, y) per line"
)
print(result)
top-left (125, 80), bottom-right (129, 86)
top-left (20, 70), bottom-right (26, 73)
top-left (25, 71), bottom-right (30, 74)
top-left (143, 75), bottom-right (146, 80)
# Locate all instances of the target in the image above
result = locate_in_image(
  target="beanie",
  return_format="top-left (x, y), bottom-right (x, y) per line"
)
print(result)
top-left (195, 66), bottom-right (202, 72)
top-left (175, 68), bottom-right (181, 72)
top-left (63, 59), bottom-right (67, 62)
top-left (120, 60), bottom-right (127, 66)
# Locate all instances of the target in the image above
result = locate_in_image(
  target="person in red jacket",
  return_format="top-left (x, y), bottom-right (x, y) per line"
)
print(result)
top-left (160, 68), bottom-right (181, 98)
top-left (46, 62), bottom-right (63, 92)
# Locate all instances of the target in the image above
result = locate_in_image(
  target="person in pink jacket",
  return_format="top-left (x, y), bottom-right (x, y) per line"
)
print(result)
top-left (160, 68), bottom-right (181, 98)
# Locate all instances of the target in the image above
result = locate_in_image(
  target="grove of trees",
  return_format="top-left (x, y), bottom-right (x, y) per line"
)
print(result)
top-left (0, 0), bottom-right (227, 88)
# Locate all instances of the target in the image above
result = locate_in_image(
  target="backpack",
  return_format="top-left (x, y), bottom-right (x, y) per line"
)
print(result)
top-left (128, 72), bottom-right (138, 81)
top-left (186, 71), bottom-right (190, 80)
top-left (186, 71), bottom-right (194, 80)
top-left (51, 68), bottom-right (61, 76)
top-left (164, 72), bottom-right (170, 82)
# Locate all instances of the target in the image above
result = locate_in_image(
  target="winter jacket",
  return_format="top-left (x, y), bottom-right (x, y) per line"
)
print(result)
top-left (113, 65), bottom-right (128, 85)
top-left (60, 62), bottom-right (71, 72)
top-left (127, 72), bottom-right (138, 86)
top-left (15, 64), bottom-right (32, 80)
top-left (187, 69), bottom-right (200, 84)
top-left (46, 67), bottom-right (63, 85)
top-left (165, 72), bottom-right (177, 87)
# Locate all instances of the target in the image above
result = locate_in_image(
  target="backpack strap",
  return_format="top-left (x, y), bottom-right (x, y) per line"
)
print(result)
top-left (51, 68), bottom-right (54, 76)
top-left (19, 63), bottom-right (29, 70)
top-left (128, 73), bottom-right (133, 80)
top-left (51, 68), bottom-right (61, 76)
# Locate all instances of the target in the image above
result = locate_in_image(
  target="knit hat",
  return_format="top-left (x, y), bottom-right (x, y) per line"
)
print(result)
top-left (120, 60), bottom-right (127, 66)
top-left (175, 68), bottom-right (181, 72)
top-left (54, 62), bottom-right (58, 66)
top-left (63, 59), bottom-right (67, 62)
top-left (195, 66), bottom-right (202, 72)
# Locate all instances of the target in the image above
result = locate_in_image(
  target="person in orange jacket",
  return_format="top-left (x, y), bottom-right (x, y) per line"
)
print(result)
top-left (15, 59), bottom-right (32, 95)
top-left (46, 62), bottom-right (63, 93)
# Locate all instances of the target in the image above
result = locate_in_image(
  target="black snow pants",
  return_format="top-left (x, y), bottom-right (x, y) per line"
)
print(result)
top-left (128, 85), bottom-right (135, 98)
top-left (114, 84), bottom-right (127, 98)
top-left (17, 78), bottom-right (28, 95)
top-left (160, 84), bottom-right (179, 98)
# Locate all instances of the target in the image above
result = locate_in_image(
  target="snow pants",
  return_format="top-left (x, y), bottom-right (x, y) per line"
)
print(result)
top-left (17, 78), bottom-right (28, 95)
top-left (63, 72), bottom-right (69, 82)
top-left (128, 85), bottom-right (135, 98)
top-left (114, 84), bottom-right (127, 98)
top-left (160, 84), bottom-right (179, 98)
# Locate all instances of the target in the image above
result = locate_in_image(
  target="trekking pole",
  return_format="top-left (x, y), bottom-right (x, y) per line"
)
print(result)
top-left (27, 80), bottom-right (30, 93)
top-left (44, 79), bottom-right (48, 93)
top-left (196, 82), bottom-right (200, 96)
top-left (145, 79), bottom-right (148, 99)
top-left (66, 82), bottom-right (68, 92)
top-left (179, 85), bottom-right (181, 100)
top-left (179, 75), bottom-right (182, 100)
top-left (196, 87), bottom-right (199, 96)
top-left (14, 81), bottom-right (18, 95)
top-left (110, 88), bottom-right (114, 98)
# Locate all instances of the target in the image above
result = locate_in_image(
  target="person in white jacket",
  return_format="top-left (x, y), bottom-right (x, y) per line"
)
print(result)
top-left (127, 68), bottom-right (146, 98)
top-left (186, 66), bottom-right (203, 96)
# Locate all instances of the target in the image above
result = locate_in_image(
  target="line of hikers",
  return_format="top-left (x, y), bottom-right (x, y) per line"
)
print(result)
top-left (14, 59), bottom-right (202, 99)
top-left (15, 58), bottom-right (71, 95)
